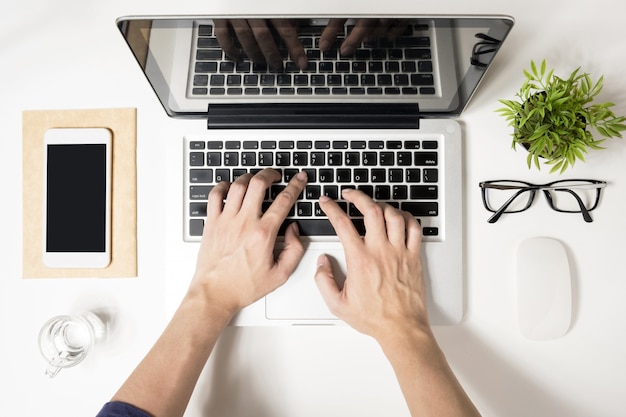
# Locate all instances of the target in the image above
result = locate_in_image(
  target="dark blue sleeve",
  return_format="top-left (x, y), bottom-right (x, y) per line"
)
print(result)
top-left (95, 402), bottom-right (152, 417)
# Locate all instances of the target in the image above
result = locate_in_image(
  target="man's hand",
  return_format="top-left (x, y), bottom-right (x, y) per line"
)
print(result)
top-left (189, 169), bottom-right (308, 318)
top-left (314, 189), bottom-right (430, 343)
top-left (319, 18), bottom-right (410, 56)
top-left (214, 19), bottom-right (307, 70)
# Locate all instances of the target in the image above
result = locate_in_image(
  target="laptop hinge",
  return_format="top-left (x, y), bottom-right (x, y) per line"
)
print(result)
top-left (206, 103), bottom-right (420, 129)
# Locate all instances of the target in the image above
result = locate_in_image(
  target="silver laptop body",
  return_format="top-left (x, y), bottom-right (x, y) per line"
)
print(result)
top-left (117, 14), bottom-right (514, 325)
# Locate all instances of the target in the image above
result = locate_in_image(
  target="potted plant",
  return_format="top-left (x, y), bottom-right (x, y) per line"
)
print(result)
top-left (496, 60), bottom-right (626, 173)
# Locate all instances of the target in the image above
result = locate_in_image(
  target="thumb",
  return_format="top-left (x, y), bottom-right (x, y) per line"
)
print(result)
top-left (314, 254), bottom-right (342, 316)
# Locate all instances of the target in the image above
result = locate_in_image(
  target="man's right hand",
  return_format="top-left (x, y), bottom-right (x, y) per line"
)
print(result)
top-left (314, 189), bottom-right (431, 344)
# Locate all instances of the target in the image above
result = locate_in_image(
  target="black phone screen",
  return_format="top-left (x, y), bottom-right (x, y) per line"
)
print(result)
top-left (46, 144), bottom-right (107, 252)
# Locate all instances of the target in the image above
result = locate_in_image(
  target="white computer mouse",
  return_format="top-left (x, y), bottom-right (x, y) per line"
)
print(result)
top-left (516, 237), bottom-right (572, 340)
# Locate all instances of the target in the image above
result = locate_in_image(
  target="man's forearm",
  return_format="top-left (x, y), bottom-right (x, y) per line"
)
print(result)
top-left (111, 290), bottom-right (233, 417)
top-left (379, 327), bottom-right (481, 417)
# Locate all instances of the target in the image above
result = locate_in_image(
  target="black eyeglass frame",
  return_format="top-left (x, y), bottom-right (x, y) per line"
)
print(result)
top-left (479, 179), bottom-right (607, 223)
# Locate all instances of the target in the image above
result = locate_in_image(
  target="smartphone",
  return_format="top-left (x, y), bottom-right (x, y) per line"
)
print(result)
top-left (43, 128), bottom-right (112, 268)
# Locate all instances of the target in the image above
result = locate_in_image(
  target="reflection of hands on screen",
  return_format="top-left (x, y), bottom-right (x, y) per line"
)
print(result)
top-left (215, 19), bottom-right (307, 70)
top-left (214, 18), bottom-right (409, 70)
top-left (320, 18), bottom-right (409, 55)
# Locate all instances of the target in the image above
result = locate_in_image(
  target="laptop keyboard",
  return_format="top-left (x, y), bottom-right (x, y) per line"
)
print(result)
top-left (189, 21), bottom-right (436, 98)
top-left (185, 136), bottom-right (441, 239)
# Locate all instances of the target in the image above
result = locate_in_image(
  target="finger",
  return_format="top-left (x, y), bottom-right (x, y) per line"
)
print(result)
top-left (206, 181), bottom-right (230, 219)
top-left (320, 18), bottom-right (347, 51)
top-left (318, 195), bottom-right (362, 248)
top-left (214, 20), bottom-right (242, 61)
top-left (231, 19), bottom-right (265, 62)
top-left (382, 204), bottom-right (407, 248)
top-left (341, 18), bottom-right (376, 55)
top-left (272, 223), bottom-right (305, 283)
top-left (240, 168), bottom-right (282, 214)
top-left (272, 19), bottom-right (307, 69)
top-left (222, 173), bottom-right (253, 214)
top-left (368, 18), bottom-right (392, 41)
top-left (313, 254), bottom-right (343, 317)
top-left (386, 19), bottom-right (410, 41)
top-left (249, 19), bottom-right (284, 70)
top-left (341, 189), bottom-right (387, 240)
top-left (262, 171), bottom-right (308, 227)
top-left (401, 211), bottom-right (423, 253)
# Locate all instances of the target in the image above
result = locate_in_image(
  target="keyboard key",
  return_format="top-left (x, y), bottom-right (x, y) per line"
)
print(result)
top-left (206, 152), bottom-right (221, 166)
top-left (362, 152), bottom-right (377, 166)
top-left (315, 141), bottom-right (331, 149)
top-left (189, 219), bottom-right (204, 236)
top-left (189, 152), bottom-right (204, 166)
top-left (375, 185), bottom-right (391, 200)
top-left (424, 168), bottom-right (439, 183)
top-left (406, 168), bottom-right (421, 182)
top-left (353, 169), bottom-right (368, 183)
top-left (278, 218), bottom-right (366, 236)
top-left (310, 152), bottom-right (325, 166)
top-left (336, 169), bottom-right (351, 182)
top-left (215, 169), bottom-right (230, 182)
top-left (380, 152), bottom-right (394, 166)
top-left (190, 202), bottom-right (207, 217)
top-left (393, 185), bottom-right (408, 199)
top-left (224, 152), bottom-right (239, 166)
top-left (410, 185), bottom-right (438, 199)
top-left (190, 169), bottom-right (212, 183)
top-left (397, 152), bottom-right (412, 166)
top-left (297, 202), bottom-right (313, 216)
top-left (292, 152), bottom-right (308, 166)
top-left (402, 202), bottom-right (438, 216)
top-left (413, 152), bottom-right (438, 166)
top-left (258, 152), bottom-right (273, 166)
top-left (319, 169), bottom-right (334, 183)
top-left (241, 152), bottom-right (256, 166)
top-left (190, 186), bottom-right (212, 200)
top-left (328, 152), bottom-right (342, 166)
top-left (276, 152), bottom-right (291, 166)
top-left (404, 141), bottom-right (421, 149)
top-left (207, 140), bottom-right (224, 149)
top-left (371, 168), bottom-right (386, 182)
top-left (323, 185), bottom-right (339, 199)
top-left (306, 185), bottom-right (321, 199)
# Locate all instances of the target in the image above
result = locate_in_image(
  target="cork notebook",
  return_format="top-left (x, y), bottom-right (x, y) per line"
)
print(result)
top-left (22, 108), bottom-right (137, 278)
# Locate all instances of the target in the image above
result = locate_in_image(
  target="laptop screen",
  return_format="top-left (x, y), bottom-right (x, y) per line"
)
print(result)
top-left (116, 15), bottom-right (514, 119)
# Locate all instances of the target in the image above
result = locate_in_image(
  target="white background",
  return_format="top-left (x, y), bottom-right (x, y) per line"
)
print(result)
top-left (1, 0), bottom-right (625, 416)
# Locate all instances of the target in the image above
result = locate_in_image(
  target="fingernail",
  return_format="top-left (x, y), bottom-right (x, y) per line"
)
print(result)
top-left (297, 56), bottom-right (308, 70)
top-left (317, 254), bottom-right (327, 268)
top-left (296, 171), bottom-right (308, 181)
top-left (291, 222), bottom-right (300, 236)
top-left (319, 39), bottom-right (330, 51)
top-left (341, 188), bottom-right (354, 196)
top-left (319, 195), bottom-right (331, 203)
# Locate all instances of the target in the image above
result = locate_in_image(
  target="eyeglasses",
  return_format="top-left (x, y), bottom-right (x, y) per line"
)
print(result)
top-left (479, 179), bottom-right (607, 223)
top-left (470, 33), bottom-right (502, 68)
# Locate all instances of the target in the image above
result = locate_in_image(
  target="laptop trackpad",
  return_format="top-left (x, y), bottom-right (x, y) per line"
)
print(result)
top-left (265, 243), bottom-right (346, 320)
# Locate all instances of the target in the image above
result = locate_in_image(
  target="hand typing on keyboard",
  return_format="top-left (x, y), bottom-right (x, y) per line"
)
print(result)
top-left (191, 168), bottom-right (308, 314)
top-left (213, 18), bottom-right (410, 70)
top-left (105, 168), bottom-right (480, 417)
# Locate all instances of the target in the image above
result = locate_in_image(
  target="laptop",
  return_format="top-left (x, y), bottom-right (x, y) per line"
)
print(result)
top-left (116, 15), bottom-right (514, 325)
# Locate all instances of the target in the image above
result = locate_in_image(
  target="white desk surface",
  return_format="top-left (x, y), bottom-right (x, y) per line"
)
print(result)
top-left (2, 0), bottom-right (625, 416)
